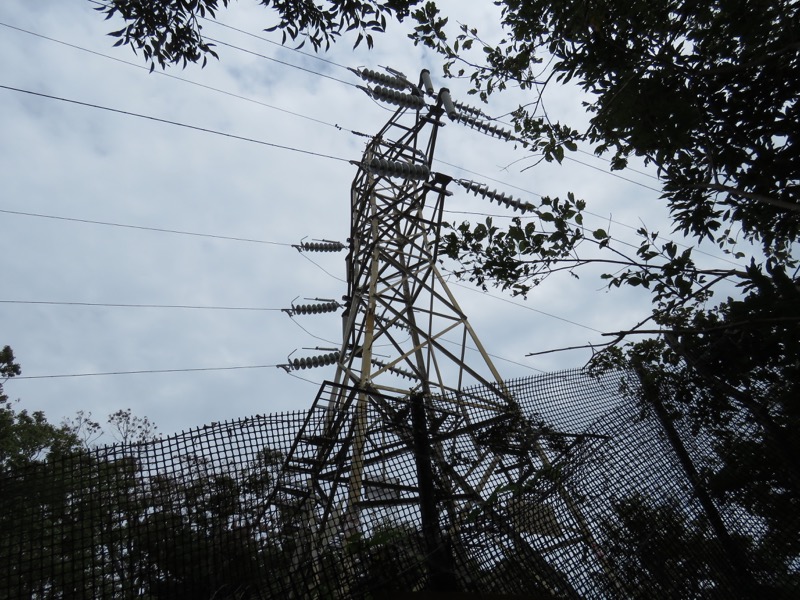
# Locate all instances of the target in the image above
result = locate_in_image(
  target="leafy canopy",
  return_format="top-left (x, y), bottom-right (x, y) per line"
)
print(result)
top-left (97, 0), bottom-right (421, 71)
top-left (411, 0), bottom-right (799, 259)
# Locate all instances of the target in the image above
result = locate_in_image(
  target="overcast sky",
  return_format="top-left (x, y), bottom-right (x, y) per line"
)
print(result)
top-left (1, 0), bottom-right (727, 440)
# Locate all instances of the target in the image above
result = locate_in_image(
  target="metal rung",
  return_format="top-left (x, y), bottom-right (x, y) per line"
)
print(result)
top-left (362, 479), bottom-right (417, 493)
top-left (356, 493), bottom-right (474, 508)
top-left (316, 470), bottom-right (348, 482)
top-left (496, 461), bottom-right (525, 474)
top-left (275, 485), bottom-right (311, 498)
top-left (290, 456), bottom-right (326, 466)
top-left (356, 497), bottom-right (420, 508)
top-left (271, 498), bottom-right (302, 509)
top-left (299, 435), bottom-right (336, 446)
top-left (284, 464), bottom-right (317, 474)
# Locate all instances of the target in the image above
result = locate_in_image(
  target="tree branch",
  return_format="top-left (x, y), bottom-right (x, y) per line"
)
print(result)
top-left (693, 183), bottom-right (800, 214)
top-left (697, 42), bottom-right (800, 77)
top-left (601, 316), bottom-right (800, 337)
top-left (525, 341), bottom-right (613, 357)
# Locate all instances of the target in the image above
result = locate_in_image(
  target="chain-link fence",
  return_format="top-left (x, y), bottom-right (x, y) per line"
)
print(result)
top-left (1, 368), bottom-right (797, 598)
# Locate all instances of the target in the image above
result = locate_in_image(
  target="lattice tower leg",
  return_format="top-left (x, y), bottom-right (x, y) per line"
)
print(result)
top-left (269, 80), bottom-right (614, 597)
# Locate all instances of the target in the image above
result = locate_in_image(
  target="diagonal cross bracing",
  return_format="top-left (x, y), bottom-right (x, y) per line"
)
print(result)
top-left (267, 73), bottom-right (615, 598)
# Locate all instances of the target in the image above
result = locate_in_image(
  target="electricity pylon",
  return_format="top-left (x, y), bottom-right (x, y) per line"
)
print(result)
top-left (271, 69), bottom-right (609, 597)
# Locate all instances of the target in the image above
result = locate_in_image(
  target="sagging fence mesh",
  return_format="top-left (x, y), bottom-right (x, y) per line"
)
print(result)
top-left (1, 368), bottom-right (797, 598)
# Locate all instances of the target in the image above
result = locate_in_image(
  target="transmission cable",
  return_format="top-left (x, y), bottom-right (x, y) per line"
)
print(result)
top-left (298, 252), bottom-right (347, 284)
top-left (0, 295), bottom-right (575, 372)
top-left (573, 148), bottom-right (660, 181)
top-left (0, 210), bottom-right (703, 342)
top-left (0, 208), bottom-right (293, 246)
top-left (440, 209), bottom-right (647, 255)
top-left (285, 370), bottom-right (323, 387)
top-left (0, 84), bottom-right (350, 163)
top-left (563, 155), bottom-right (661, 193)
top-left (449, 280), bottom-right (603, 334)
top-left (2, 24), bottom-right (739, 269)
top-left (438, 337), bottom-right (545, 374)
top-left (0, 21), bottom-right (345, 131)
top-left (87, 0), bottom-right (351, 73)
top-left (204, 18), bottom-right (351, 71)
top-left (204, 36), bottom-right (357, 87)
top-left (437, 159), bottom-right (741, 268)
top-left (0, 299), bottom-right (285, 311)
top-left (76, 9), bottom-right (661, 189)
top-left (0, 206), bottom-right (349, 284)
top-left (13, 364), bottom-right (281, 380)
top-left (87, 9), bottom-right (662, 190)
top-left (4, 20), bottom-right (675, 228)
top-left (287, 315), bottom-right (341, 346)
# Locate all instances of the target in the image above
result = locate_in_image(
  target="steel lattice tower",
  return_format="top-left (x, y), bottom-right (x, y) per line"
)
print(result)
top-left (270, 70), bottom-right (612, 597)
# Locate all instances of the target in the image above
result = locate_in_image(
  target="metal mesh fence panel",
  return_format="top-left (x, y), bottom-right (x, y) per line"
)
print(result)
top-left (1, 368), bottom-right (797, 598)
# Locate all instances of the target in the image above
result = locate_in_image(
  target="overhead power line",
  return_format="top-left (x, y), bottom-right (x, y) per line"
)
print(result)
top-left (4, 17), bottom-right (661, 194)
top-left (13, 364), bottom-right (280, 380)
top-left (563, 155), bottom-right (661, 193)
top-left (204, 19), bottom-right (351, 72)
top-left (2, 19), bottom-right (685, 238)
top-left (298, 252), bottom-right (347, 283)
top-left (2, 21), bottom-right (739, 272)
top-left (450, 281), bottom-right (604, 334)
top-left (0, 300), bottom-right (284, 311)
top-left (0, 84), bottom-right (350, 163)
top-left (0, 208), bottom-right (293, 246)
top-left (438, 337), bottom-right (545, 374)
top-left (437, 160), bottom-right (741, 267)
top-left (574, 148), bottom-right (660, 182)
top-left (204, 36), bottom-right (357, 88)
top-left (0, 207), bottom-right (346, 283)
top-left (84, 1), bottom-right (354, 77)
top-left (0, 21), bottom-right (347, 131)
top-left (208, 19), bottom-right (662, 188)
top-left (0, 221), bottom-right (607, 343)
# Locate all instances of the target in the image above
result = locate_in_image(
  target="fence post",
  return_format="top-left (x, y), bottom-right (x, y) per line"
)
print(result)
top-left (410, 392), bottom-right (458, 592)
top-left (633, 363), bottom-right (757, 598)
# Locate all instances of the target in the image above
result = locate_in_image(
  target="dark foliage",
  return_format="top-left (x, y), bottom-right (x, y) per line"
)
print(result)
top-left (96, 0), bottom-right (421, 71)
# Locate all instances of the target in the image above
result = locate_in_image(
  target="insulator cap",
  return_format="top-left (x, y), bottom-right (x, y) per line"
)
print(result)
top-left (453, 100), bottom-right (488, 119)
top-left (368, 157), bottom-right (429, 180)
top-left (420, 69), bottom-right (434, 95)
top-left (371, 359), bottom-right (417, 381)
top-left (356, 68), bottom-right (406, 90)
top-left (457, 179), bottom-right (534, 214)
top-left (300, 241), bottom-right (345, 253)
top-left (369, 85), bottom-right (425, 110)
top-left (439, 88), bottom-right (458, 119)
top-left (292, 351), bottom-right (340, 370)
top-left (291, 301), bottom-right (340, 316)
top-left (452, 112), bottom-right (514, 141)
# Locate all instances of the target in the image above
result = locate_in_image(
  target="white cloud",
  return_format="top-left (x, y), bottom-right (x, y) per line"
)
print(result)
top-left (1, 0), bottom-right (690, 436)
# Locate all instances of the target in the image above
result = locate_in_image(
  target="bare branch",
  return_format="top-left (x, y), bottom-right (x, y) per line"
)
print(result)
top-left (693, 183), bottom-right (800, 214)
top-left (602, 316), bottom-right (800, 337)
